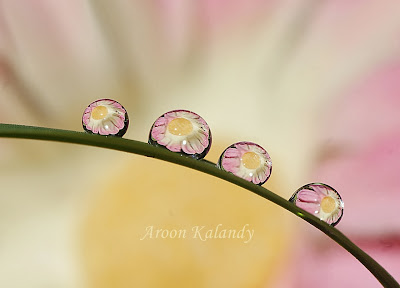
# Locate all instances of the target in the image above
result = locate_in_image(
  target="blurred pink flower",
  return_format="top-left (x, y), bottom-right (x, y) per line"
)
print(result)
top-left (289, 59), bottom-right (400, 288)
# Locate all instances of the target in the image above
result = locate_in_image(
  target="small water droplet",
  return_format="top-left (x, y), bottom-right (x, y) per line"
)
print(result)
top-left (148, 110), bottom-right (212, 159)
top-left (217, 141), bottom-right (272, 185)
top-left (82, 99), bottom-right (129, 137)
top-left (289, 183), bottom-right (344, 226)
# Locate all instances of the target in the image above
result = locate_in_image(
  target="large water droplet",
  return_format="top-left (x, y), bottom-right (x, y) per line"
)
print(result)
top-left (82, 99), bottom-right (129, 137)
top-left (148, 109), bottom-right (212, 159)
top-left (217, 141), bottom-right (272, 185)
top-left (289, 183), bottom-right (344, 226)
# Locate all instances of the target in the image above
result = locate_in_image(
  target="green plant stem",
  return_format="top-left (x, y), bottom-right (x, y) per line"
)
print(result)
top-left (0, 123), bottom-right (398, 288)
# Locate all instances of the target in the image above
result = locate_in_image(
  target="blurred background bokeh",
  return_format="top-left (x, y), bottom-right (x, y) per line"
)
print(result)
top-left (1, 1), bottom-right (400, 287)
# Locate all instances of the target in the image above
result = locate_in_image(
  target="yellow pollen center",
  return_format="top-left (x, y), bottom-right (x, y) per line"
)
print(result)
top-left (241, 152), bottom-right (261, 169)
top-left (167, 118), bottom-right (193, 136)
top-left (321, 196), bottom-right (336, 213)
top-left (91, 106), bottom-right (108, 120)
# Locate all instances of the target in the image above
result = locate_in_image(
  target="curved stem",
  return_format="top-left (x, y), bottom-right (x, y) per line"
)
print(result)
top-left (0, 123), bottom-right (398, 288)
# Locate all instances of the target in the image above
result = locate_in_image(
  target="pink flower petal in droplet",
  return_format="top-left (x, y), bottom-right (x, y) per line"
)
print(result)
top-left (297, 189), bottom-right (320, 203)
top-left (166, 141), bottom-right (182, 152)
top-left (221, 148), bottom-right (242, 173)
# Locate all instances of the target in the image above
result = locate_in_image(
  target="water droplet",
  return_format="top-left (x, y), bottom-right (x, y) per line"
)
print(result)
top-left (289, 183), bottom-right (344, 226)
top-left (148, 110), bottom-right (212, 159)
top-left (82, 99), bottom-right (129, 137)
top-left (217, 142), bottom-right (272, 185)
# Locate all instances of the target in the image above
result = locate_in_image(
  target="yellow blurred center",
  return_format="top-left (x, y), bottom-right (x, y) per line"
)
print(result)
top-left (168, 118), bottom-right (193, 136)
top-left (241, 152), bottom-right (261, 169)
top-left (321, 196), bottom-right (336, 213)
top-left (91, 106), bottom-right (108, 120)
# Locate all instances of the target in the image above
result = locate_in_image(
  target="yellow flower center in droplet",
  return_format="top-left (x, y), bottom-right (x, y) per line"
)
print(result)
top-left (241, 152), bottom-right (261, 169)
top-left (168, 118), bottom-right (193, 136)
top-left (321, 196), bottom-right (337, 213)
top-left (91, 106), bottom-right (109, 120)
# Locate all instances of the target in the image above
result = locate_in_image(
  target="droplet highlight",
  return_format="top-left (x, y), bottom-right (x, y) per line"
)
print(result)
top-left (217, 142), bottom-right (272, 185)
top-left (289, 183), bottom-right (344, 226)
top-left (148, 110), bottom-right (212, 159)
top-left (82, 99), bottom-right (129, 137)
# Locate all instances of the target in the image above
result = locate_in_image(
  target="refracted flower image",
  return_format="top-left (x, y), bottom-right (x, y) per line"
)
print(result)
top-left (289, 183), bottom-right (344, 226)
top-left (218, 142), bottom-right (272, 185)
top-left (149, 110), bottom-right (212, 159)
top-left (82, 99), bottom-right (129, 137)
